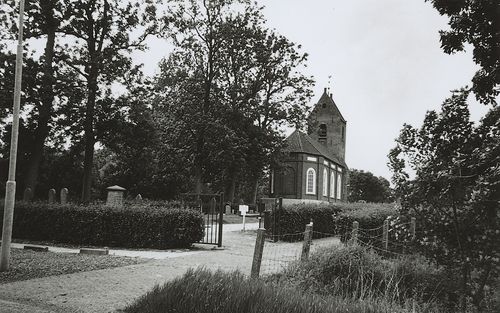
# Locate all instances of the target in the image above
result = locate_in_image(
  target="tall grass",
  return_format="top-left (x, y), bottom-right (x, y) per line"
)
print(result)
top-left (270, 244), bottom-right (458, 312)
top-left (124, 268), bottom-right (435, 313)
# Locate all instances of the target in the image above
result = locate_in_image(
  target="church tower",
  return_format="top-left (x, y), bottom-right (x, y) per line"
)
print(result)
top-left (307, 88), bottom-right (346, 162)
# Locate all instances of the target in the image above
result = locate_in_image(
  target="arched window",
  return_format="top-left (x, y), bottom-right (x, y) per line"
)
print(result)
top-left (322, 168), bottom-right (328, 196)
top-left (306, 168), bottom-right (316, 195)
top-left (336, 173), bottom-right (342, 200)
top-left (330, 172), bottom-right (335, 197)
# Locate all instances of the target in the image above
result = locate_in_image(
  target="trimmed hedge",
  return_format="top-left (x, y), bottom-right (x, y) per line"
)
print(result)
top-left (266, 204), bottom-right (341, 239)
top-left (267, 202), bottom-right (397, 241)
top-left (333, 203), bottom-right (398, 242)
top-left (0, 201), bottom-right (204, 249)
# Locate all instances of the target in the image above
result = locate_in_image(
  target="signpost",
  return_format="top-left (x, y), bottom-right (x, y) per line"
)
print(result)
top-left (239, 204), bottom-right (249, 231)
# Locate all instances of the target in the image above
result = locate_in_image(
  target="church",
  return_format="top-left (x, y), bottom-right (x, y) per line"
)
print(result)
top-left (269, 88), bottom-right (348, 204)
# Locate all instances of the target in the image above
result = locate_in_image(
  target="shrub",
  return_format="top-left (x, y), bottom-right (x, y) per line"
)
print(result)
top-left (265, 203), bottom-right (341, 240)
top-left (0, 201), bottom-right (203, 249)
top-left (333, 202), bottom-right (398, 242)
top-left (271, 244), bottom-right (459, 312)
top-left (266, 202), bottom-right (396, 241)
top-left (124, 268), bottom-right (420, 313)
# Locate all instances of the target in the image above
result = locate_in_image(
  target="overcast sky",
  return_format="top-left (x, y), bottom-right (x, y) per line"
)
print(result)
top-left (136, 0), bottom-right (490, 180)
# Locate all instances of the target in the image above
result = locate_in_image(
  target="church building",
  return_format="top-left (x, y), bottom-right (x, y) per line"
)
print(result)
top-left (270, 88), bottom-right (348, 204)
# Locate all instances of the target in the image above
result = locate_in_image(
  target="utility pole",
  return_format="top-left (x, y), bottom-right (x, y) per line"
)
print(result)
top-left (1, 0), bottom-right (26, 272)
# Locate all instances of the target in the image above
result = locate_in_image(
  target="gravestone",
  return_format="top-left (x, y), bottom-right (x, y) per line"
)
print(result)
top-left (60, 188), bottom-right (68, 205)
top-left (106, 185), bottom-right (126, 208)
top-left (48, 189), bottom-right (56, 204)
top-left (23, 188), bottom-right (33, 201)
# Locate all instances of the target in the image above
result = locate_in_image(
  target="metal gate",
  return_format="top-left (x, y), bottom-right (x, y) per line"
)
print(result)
top-left (180, 193), bottom-right (224, 247)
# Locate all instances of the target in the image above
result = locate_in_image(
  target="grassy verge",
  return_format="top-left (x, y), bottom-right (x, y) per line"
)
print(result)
top-left (0, 248), bottom-right (147, 284)
top-left (222, 213), bottom-right (260, 224)
top-left (124, 268), bottom-right (434, 313)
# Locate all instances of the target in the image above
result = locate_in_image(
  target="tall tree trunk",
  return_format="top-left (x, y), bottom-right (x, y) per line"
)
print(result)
top-left (24, 5), bottom-right (56, 194)
top-left (226, 168), bottom-right (237, 203)
top-left (249, 175), bottom-right (259, 204)
top-left (81, 69), bottom-right (97, 203)
top-left (193, 164), bottom-right (203, 194)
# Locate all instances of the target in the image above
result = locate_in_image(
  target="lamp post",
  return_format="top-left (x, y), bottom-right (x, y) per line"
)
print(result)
top-left (0, 0), bottom-right (26, 272)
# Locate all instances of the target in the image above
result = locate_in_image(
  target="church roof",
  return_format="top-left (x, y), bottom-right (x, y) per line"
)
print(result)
top-left (315, 88), bottom-right (346, 123)
top-left (285, 129), bottom-right (348, 168)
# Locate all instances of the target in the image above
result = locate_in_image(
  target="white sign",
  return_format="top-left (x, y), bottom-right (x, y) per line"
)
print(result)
top-left (238, 205), bottom-right (249, 216)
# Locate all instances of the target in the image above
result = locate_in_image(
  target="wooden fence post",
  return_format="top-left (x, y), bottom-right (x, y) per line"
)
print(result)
top-left (410, 217), bottom-right (416, 240)
top-left (351, 221), bottom-right (359, 244)
top-left (251, 228), bottom-right (266, 278)
top-left (301, 222), bottom-right (313, 261)
top-left (383, 219), bottom-right (389, 250)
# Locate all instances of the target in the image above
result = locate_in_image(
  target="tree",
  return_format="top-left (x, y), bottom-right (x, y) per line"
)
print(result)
top-left (56, 0), bottom-right (157, 202)
top-left (425, 0), bottom-right (500, 104)
top-left (388, 89), bottom-right (499, 311)
top-left (347, 169), bottom-right (393, 203)
top-left (161, 0), bottom-right (313, 199)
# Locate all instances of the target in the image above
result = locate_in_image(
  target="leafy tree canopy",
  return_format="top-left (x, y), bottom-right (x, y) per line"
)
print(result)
top-left (426, 0), bottom-right (500, 104)
top-left (388, 89), bottom-right (499, 310)
top-left (347, 169), bottom-right (393, 203)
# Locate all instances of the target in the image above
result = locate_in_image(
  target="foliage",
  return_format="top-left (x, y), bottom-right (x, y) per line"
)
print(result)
top-left (266, 204), bottom-right (340, 239)
top-left (124, 268), bottom-right (424, 313)
top-left (266, 202), bottom-right (396, 241)
top-left (54, 0), bottom-right (158, 202)
top-left (0, 201), bottom-right (204, 249)
top-left (425, 0), bottom-right (500, 104)
top-left (157, 0), bottom-right (314, 197)
top-left (347, 168), bottom-right (394, 203)
top-left (388, 89), bottom-right (500, 310)
top-left (272, 244), bottom-right (461, 312)
top-left (333, 203), bottom-right (398, 242)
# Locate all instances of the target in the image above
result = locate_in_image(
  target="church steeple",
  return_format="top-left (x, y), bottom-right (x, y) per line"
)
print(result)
top-left (306, 88), bottom-right (347, 162)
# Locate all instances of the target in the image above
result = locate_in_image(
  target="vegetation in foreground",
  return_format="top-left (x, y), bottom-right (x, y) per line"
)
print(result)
top-left (124, 268), bottom-right (419, 313)
top-left (125, 244), bottom-right (500, 313)
top-left (0, 248), bottom-right (146, 284)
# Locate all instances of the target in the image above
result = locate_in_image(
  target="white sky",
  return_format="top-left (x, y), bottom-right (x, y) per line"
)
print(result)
top-left (132, 0), bottom-right (491, 181)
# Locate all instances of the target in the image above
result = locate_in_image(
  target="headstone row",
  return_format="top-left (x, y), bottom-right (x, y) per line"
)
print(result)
top-left (22, 187), bottom-right (68, 204)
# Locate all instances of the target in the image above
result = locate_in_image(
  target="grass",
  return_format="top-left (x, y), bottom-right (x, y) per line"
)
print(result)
top-left (222, 213), bottom-right (260, 224)
top-left (269, 244), bottom-right (454, 311)
top-left (0, 248), bottom-right (147, 284)
top-left (124, 268), bottom-right (422, 313)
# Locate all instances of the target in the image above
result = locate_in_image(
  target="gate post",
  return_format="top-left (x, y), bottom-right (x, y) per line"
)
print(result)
top-left (251, 228), bottom-right (266, 278)
top-left (301, 222), bottom-right (313, 261)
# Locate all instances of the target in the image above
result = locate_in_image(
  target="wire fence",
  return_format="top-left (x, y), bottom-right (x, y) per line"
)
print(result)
top-left (254, 217), bottom-right (418, 277)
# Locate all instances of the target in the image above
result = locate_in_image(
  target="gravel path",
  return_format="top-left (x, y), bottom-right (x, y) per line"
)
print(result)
top-left (0, 224), bottom-right (269, 313)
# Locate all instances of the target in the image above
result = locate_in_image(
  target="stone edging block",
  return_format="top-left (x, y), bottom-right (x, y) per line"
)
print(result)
top-left (79, 248), bottom-right (109, 256)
